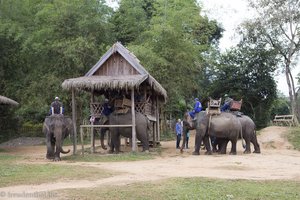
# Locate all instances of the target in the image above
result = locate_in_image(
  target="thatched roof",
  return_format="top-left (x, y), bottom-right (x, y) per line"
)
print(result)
top-left (85, 42), bottom-right (148, 76)
top-left (0, 95), bottom-right (19, 106)
top-left (62, 74), bottom-right (167, 100)
top-left (62, 42), bottom-right (167, 101)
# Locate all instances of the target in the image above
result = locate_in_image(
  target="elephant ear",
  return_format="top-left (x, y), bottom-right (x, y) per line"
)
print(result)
top-left (43, 122), bottom-right (50, 134)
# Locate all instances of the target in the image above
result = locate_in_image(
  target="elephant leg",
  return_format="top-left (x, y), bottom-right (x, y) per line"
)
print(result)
top-left (100, 128), bottom-right (108, 150)
top-left (243, 140), bottom-right (251, 154)
top-left (46, 135), bottom-right (55, 159)
top-left (108, 136), bottom-right (115, 154)
top-left (211, 136), bottom-right (218, 153)
top-left (114, 135), bottom-right (121, 154)
top-left (218, 139), bottom-right (229, 154)
top-left (203, 136), bottom-right (212, 155)
top-left (140, 137), bottom-right (149, 152)
top-left (229, 139), bottom-right (237, 155)
top-left (109, 130), bottom-right (121, 154)
top-left (54, 141), bottom-right (62, 161)
top-left (251, 135), bottom-right (261, 153)
top-left (192, 132), bottom-right (202, 155)
top-left (180, 132), bottom-right (187, 153)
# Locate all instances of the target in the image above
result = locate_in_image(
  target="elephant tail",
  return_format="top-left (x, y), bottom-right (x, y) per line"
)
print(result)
top-left (240, 127), bottom-right (246, 149)
top-left (60, 147), bottom-right (70, 154)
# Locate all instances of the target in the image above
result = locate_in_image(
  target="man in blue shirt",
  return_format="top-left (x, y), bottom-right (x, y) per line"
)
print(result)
top-left (175, 119), bottom-right (182, 149)
top-left (189, 98), bottom-right (202, 119)
top-left (102, 98), bottom-right (113, 116)
top-left (221, 94), bottom-right (233, 112)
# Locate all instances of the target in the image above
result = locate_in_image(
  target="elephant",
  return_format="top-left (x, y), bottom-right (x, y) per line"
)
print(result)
top-left (191, 111), bottom-right (242, 155)
top-left (92, 116), bottom-right (110, 150)
top-left (211, 114), bottom-right (261, 154)
top-left (107, 111), bottom-right (150, 154)
top-left (237, 114), bottom-right (260, 154)
top-left (43, 114), bottom-right (73, 161)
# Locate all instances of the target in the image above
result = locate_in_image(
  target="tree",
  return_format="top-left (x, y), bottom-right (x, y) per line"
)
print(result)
top-left (205, 41), bottom-right (278, 127)
top-left (0, 0), bottom-right (114, 123)
top-left (125, 0), bottom-right (222, 113)
top-left (110, 0), bottom-right (154, 45)
top-left (244, 0), bottom-right (300, 121)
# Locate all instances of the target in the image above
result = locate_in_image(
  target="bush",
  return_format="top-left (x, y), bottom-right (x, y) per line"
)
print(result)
top-left (19, 122), bottom-right (44, 137)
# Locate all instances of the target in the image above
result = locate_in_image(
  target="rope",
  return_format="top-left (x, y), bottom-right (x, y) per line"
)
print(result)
top-left (207, 114), bottom-right (212, 151)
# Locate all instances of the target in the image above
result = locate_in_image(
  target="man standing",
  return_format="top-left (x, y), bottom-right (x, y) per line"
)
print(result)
top-left (50, 97), bottom-right (63, 115)
top-left (175, 119), bottom-right (182, 149)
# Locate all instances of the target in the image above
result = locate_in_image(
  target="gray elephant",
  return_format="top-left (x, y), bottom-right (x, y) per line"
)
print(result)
top-left (107, 111), bottom-right (149, 154)
top-left (92, 116), bottom-right (110, 150)
top-left (237, 114), bottom-right (260, 154)
top-left (43, 114), bottom-right (73, 161)
top-left (191, 111), bottom-right (242, 155)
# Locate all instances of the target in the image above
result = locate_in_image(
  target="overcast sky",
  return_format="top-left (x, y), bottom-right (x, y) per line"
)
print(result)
top-left (106, 0), bottom-right (299, 96)
top-left (201, 0), bottom-right (299, 96)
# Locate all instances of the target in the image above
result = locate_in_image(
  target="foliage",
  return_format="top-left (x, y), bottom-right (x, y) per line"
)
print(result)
top-left (2, 0), bottom-right (296, 141)
top-left (205, 41), bottom-right (278, 127)
top-left (59, 177), bottom-right (300, 200)
top-left (270, 95), bottom-right (291, 118)
top-left (246, 0), bottom-right (300, 120)
top-left (0, 0), bottom-right (115, 139)
top-left (0, 106), bottom-right (19, 143)
top-left (19, 122), bottom-right (43, 137)
top-left (110, 0), bottom-right (154, 45)
top-left (127, 0), bottom-right (222, 113)
top-left (288, 127), bottom-right (300, 150)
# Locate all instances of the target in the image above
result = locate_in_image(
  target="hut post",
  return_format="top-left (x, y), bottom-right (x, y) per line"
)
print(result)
top-left (72, 88), bottom-right (77, 155)
top-left (156, 96), bottom-right (160, 143)
top-left (90, 90), bottom-right (95, 153)
top-left (131, 89), bottom-right (137, 152)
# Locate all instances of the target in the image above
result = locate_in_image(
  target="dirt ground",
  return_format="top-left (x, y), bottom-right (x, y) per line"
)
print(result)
top-left (1, 126), bottom-right (300, 199)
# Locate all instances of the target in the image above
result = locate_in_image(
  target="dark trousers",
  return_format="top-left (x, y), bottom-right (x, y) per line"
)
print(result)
top-left (176, 134), bottom-right (181, 148)
top-left (186, 137), bottom-right (189, 148)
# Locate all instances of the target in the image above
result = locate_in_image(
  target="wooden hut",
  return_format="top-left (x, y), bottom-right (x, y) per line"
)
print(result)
top-left (62, 42), bottom-right (167, 153)
top-left (0, 95), bottom-right (19, 106)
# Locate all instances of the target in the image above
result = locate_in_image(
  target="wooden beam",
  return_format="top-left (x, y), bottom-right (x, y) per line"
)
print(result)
top-left (80, 124), bottom-right (133, 128)
top-left (156, 96), bottom-right (160, 142)
top-left (90, 90), bottom-right (95, 153)
top-left (72, 88), bottom-right (77, 155)
top-left (131, 89), bottom-right (137, 152)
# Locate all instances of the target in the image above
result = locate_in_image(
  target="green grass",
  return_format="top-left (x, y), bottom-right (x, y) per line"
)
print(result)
top-left (288, 127), bottom-right (300, 150)
top-left (64, 151), bottom-right (156, 162)
top-left (57, 177), bottom-right (300, 200)
top-left (0, 154), bottom-right (117, 187)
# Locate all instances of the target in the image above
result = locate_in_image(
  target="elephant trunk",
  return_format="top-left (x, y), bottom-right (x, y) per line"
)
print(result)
top-left (60, 147), bottom-right (70, 154)
top-left (100, 128), bottom-right (108, 150)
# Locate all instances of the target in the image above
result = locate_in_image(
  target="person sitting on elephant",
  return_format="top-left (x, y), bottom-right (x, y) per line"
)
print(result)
top-left (221, 94), bottom-right (233, 112)
top-left (102, 98), bottom-right (114, 117)
top-left (189, 97), bottom-right (202, 119)
top-left (99, 98), bottom-right (113, 122)
top-left (50, 97), bottom-right (64, 115)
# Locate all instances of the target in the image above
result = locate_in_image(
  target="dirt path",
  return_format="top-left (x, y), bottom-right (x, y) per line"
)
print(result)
top-left (1, 126), bottom-right (300, 199)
